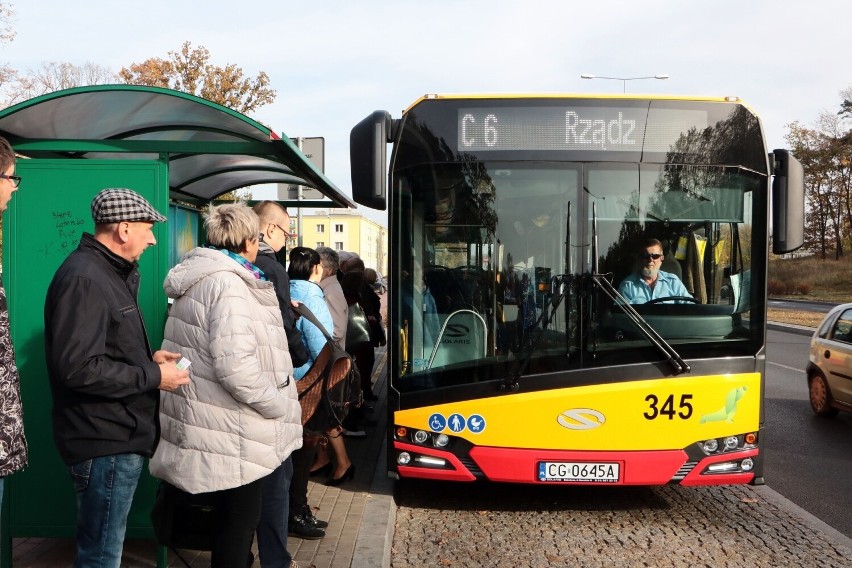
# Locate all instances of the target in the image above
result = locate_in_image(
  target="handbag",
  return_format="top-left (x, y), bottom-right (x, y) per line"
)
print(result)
top-left (150, 481), bottom-right (215, 553)
top-left (346, 302), bottom-right (372, 348)
top-left (294, 304), bottom-right (362, 430)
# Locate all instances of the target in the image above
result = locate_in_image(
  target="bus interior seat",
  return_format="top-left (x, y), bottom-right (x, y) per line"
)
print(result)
top-left (424, 265), bottom-right (481, 314)
top-left (428, 309), bottom-right (488, 369)
top-left (423, 266), bottom-right (462, 315)
top-left (660, 239), bottom-right (683, 279)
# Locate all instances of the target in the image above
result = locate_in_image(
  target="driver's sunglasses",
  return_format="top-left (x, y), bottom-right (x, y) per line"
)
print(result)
top-left (639, 253), bottom-right (663, 260)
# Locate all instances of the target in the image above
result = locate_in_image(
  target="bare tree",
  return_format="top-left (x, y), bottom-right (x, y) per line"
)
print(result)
top-left (0, 2), bottom-right (17, 92)
top-left (4, 61), bottom-right (118, 105)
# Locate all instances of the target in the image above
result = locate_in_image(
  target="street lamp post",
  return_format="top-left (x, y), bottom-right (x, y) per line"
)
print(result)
top-left (580, 73), bottom-right (669, 93)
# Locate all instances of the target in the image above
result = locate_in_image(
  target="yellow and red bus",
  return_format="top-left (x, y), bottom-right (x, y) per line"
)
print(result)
top-left (350, 94), bottom-right (803, 486)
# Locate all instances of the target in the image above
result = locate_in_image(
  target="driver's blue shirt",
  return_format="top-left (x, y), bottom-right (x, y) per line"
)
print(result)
top-left (617, 270), bottom-right (692, 304)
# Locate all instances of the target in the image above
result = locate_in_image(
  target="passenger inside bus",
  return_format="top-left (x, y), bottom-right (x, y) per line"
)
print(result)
top-left (617, 238), bottom-right (693, 304)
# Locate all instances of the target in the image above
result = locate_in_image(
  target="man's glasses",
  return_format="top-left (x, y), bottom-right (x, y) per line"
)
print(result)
top-left (639, 253), bottom-right (663, 260)
top-left (271, 223), bottom-right (293, 238)
top-left (0, 174), bottom-right (21, 188)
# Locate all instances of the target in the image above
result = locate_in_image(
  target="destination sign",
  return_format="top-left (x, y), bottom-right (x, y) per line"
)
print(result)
top-left (457, 107), bottom-right (709, 153)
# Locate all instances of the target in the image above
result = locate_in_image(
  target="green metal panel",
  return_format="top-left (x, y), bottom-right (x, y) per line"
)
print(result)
top-left (2, 159), bottom-right (169, 547)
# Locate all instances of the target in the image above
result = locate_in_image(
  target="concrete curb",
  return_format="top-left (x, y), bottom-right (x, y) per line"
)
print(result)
top-left (351, 433), bottom-right (395, 568)
top-left (351, 349), bottom-right (396, 568)
top-left (767, 321), bottom-right (815, 337)
top-left (753, 485), bottom-right (852, 553)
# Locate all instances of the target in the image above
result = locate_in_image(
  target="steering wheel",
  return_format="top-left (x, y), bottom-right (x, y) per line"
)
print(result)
top-left (645, 296), bottom-right (700, 305)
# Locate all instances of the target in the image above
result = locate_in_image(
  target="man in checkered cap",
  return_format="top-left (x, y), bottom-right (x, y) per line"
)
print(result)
top-left (44, 188), bottom-right (190, 567)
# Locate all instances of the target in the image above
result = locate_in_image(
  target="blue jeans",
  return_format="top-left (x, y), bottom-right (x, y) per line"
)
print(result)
top-left (68, 454), bottom-right (144, 568)
top-left (257, 456), bottom-right (294, 567)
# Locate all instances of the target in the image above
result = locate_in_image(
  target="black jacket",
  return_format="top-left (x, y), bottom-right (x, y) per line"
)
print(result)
top-left (44, 233), bottom-right (162, 464)
top-left (254, 245), bottom-right (310, 368)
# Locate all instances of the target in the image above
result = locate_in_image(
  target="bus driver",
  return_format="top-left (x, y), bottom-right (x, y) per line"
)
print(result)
top-left (617, 238), bottom-right (692, 304)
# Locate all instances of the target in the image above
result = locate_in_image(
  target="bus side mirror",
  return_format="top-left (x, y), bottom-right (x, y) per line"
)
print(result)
top-left (771, 149), bottom-right (804, 254)
top-left (350, 110), bottom-right (393, 210)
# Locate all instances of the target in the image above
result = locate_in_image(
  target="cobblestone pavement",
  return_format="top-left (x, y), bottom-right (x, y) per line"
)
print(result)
top-left (391, 481), bottom-right (851, 568)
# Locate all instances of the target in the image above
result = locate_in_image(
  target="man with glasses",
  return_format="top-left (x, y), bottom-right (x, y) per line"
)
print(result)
top-left (251, 200), bottom-right (319, 565)
top-left (0, 136), bottom-right (28, 551)
top-left (618, 238), bottom-right (692, 304)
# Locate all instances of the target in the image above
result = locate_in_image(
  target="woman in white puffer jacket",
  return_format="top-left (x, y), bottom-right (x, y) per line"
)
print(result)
top-left (149, 202), bottom-right (301, 567)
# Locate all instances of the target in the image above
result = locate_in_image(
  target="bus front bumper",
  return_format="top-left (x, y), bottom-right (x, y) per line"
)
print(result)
top-left (393, 441), bottom-right (757, 485)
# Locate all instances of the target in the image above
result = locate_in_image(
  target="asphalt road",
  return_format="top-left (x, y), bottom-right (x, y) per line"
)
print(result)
top-left (764, 327), bottom-right (852, 538)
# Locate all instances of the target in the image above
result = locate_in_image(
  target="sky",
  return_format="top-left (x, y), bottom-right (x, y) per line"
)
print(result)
top-left (2, 0), bottom-right (850, 226)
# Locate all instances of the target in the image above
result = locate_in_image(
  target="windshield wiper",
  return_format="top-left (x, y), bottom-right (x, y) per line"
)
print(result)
top-left (592, 274), bottom-right (691, 375)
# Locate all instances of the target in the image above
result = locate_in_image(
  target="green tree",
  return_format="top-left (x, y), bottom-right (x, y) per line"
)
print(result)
top-left (118, 42), bottom-right (276, 114)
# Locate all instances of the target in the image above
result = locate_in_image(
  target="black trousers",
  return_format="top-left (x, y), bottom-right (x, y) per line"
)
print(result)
top-left (289, 443), bottom-right (318, 513)
top-left (348, 342), bottom-right (376, 395)
top-left (208, 475), bottom-right (265, 568)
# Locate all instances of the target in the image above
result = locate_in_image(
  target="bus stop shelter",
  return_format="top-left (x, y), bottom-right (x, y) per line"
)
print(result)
top-left (0, 85), bottom-right (354, 567)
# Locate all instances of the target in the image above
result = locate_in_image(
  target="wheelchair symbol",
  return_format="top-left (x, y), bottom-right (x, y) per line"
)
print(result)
top-left (429, 413), bottom-right (446, 432)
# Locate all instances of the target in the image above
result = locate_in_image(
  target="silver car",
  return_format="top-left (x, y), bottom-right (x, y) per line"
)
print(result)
top-left (807, 303), bottom-right (852, 416)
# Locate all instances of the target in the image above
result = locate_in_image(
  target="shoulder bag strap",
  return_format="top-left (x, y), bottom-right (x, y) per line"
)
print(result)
top-left (294, 303), bottom-right (335, 344)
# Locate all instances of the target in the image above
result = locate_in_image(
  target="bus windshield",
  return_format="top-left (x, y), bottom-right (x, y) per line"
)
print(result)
top-left (392, 98), bottom-right (768, 392)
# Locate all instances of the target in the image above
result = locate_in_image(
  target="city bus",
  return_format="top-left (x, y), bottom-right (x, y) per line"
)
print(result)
top-left (349, 94), bottom-right (804, 486)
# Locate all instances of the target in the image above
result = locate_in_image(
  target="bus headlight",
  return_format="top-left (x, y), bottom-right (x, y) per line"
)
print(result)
top-left (723, 436), bottom-right (739, 451)
top-left (740, 458), bottom-right (754, 472)
top-left (397, 452), bottom-right (412, 465)
top-left (435, 434), bottom-right (450, 447)
top-left (413, 430), bottom-right (429, 444)
top-left (702, 439), bottom-right (719, 453)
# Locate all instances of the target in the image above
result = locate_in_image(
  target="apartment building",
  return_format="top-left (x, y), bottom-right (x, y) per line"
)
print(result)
top-left (292, 208), bottom-right (388, 275)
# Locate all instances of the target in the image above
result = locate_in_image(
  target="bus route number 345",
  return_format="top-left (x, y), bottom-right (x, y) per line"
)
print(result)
top-left (644, 393), bottom-right (694, 420)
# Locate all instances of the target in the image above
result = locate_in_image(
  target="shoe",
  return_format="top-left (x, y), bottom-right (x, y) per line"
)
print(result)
top-left (309, 462), bottom-right (332, 477)
top-left (343, 429), bottom-right (366, 438)
top-left (288, 514), bottom-right (325, 539)
top-left (302, 504), bottom-right (329, 529)
top-left (328, 464), bottom-right (355, 486)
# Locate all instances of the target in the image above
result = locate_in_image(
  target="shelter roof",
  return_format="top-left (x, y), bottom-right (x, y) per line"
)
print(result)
top-left (0, 85), bottom-right (354, 208)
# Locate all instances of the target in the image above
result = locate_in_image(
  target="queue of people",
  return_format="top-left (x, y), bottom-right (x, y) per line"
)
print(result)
top-left (0, 134), bottom-right (387, 567)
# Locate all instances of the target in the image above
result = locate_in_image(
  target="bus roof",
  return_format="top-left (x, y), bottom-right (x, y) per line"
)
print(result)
top-left (403, 93), bottom-right (750, 114)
